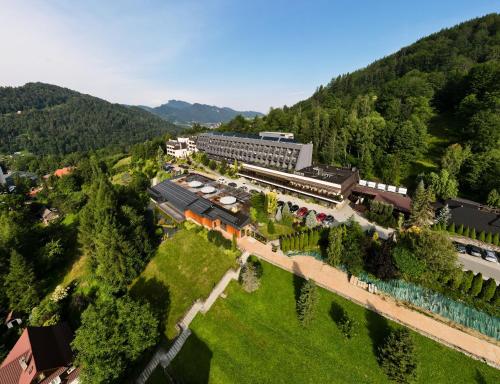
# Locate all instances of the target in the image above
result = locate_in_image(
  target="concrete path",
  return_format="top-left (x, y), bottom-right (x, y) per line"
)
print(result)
top-left (136, 251), bottom-right (250, 383)
top-left (237, 236), bottom-right (500, 368)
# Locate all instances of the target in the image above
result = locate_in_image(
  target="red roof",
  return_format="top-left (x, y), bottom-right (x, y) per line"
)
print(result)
top-left (54, 167), bottom-right (73, 178)
top-left (0, 324), bottom-right (75, 384)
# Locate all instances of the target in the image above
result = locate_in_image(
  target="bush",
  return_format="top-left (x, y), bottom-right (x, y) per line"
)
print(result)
top-left (447, 222), bottom-right (455, 234)
top-left (456, 224), bottom-right (464, 235)
top-left (469, 273), bottom-right (483, 297)
top-left (207, 230), bottom-right (231, 249)
top-left (470, 228), bottom-right (476, 240)
top-left (267, 220), bottom-right (276, 234)
top-left (478, 231), bottom-right (485, 242)
top-left (378, 328), bottom-right (417, 384)
top-left (449, 270), bottom-right (463, 290)
top-left (460, 270), bottom-right (474, 292)
top-left (296, 280), bottom-right (318, 327)
top-left (333, 307), bottom-right (358, 339)
top-left (493, 233), bottom-right (499, 246)
top-left (485, 232), bottom-right (492, 244)
top-left (463, 226), bottom-right (470, 237)
top-left (480, 278), bottom-right (497, 302)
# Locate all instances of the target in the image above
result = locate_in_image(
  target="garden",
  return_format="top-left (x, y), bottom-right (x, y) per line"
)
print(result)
top-left (168, 260), bottom-right (500, 383)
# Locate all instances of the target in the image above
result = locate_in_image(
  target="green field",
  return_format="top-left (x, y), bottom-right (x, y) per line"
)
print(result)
top-left (169, 259), bottom-right (500, 383)
top-left (131, 228), bottom-right (239, 339)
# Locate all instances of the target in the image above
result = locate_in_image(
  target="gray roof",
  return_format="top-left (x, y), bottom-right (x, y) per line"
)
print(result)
top-left (149, 180), bottom-right (250, 229)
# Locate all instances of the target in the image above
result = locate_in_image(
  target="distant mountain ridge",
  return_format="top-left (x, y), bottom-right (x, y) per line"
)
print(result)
top-left (142, 100), bottom-right (263, 126)
top-left (0, 82), bottom-right (181, 155)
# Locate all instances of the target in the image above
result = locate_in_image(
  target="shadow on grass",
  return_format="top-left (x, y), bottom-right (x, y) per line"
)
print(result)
top-left (329, 301), bottom-right (346, 325)
top-left (474, 369), bottom-right (487, 384)
top-left (365, 302), bottom-right (391, 359)
top-left (168, 331), bottom-right (213, 384)
top-left (130, 277), bottom-right (171, 335)
top-left (292, 262), bottom-right (306, 315)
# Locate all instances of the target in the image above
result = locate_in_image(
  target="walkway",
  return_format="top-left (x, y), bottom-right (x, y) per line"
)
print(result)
top-left (135, 251), bottom-right (250, 383)
top-left (238, 236), bottom-right (500, 368)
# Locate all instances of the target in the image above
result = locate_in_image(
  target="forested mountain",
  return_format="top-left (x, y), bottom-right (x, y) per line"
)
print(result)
top-left (220, 14), bottom-right (500, 202)
top-left (142, 99), bottom-right (263, 126)
top-left (0, 83), bottom-right (181, 155)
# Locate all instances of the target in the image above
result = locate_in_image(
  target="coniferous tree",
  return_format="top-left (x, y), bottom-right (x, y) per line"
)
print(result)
top-left (469, 273), bottom-right (483, 297)
top-left (493, 233), bottom-right (499, 246)
top-left (436, 204), bottom-right (451, 227)
top-left (326, 226), bottom-right (343, 267)
top-left (470, 228), bottom-right (476, 240)
top-left (409, 180), bottom-right (434, 227)
top-left (478, 231), bottom-right (485, 242)
top-left (485, 232), bottom-right (492, 244)
top-left (447, 222), bottom-right (455, 234)
top-left (296, 280), bottom-right (319, 327)
top-left (480, 278), bottom-right (497, 301)
top-left (4, 251), bottom-right (39, 313)
top-left (239, 262), bottom-right (260, 293)
top-left (460, 270), bottom-right (474, 292)
top-left (456, 224), bottom-right (464, 236)
top-left (305, 210), bottom-right (318, 229)
top-left (463, 226), bottom-right (470, 238)
top-left (378, 328), bottom-right (417, 384)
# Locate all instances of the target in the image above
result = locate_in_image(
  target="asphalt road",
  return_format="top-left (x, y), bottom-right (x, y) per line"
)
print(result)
top-left (457, 253), bottom-right (500, 282)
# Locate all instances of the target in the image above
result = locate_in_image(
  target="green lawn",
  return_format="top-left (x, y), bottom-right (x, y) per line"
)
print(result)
top-left (169, 259), bottom-right (500, 383)
top-left (131, 229), bottom-right (239, 339)
top-left (258, 221), bottom-right (295, 240)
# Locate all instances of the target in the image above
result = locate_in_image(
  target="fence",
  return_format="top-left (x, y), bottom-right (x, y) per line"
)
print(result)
top-left (358, 273), bottom-right (500, 340)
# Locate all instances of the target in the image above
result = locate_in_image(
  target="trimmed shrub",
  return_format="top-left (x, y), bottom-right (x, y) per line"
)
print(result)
top-left (456, 224), bottom-right (464, 236)
top-left (480, 278), bottom-right (497, 302)
top-left (470, 228), bottom-right (476, 240)
top-left (460, 270), bottom-right (474, 292)
top-left (493, 233), bottom-right (499, 246)
top-left (267, 220), bottom-right (275, 235)
top-left (493, 286), bottom-right (500, 307)
top-left (447, 222), bottom-right (455, 234)
top-left (449, 271), bottom-right (463, 290)
top-left (469, 273), bottom-right (483, 297)
top-left (463, 226), bottom-right (470, 238)
top-left (478, 231), bottom-right (485, 242)
top-left (485, 232), bottom-right (492, 244)
top-left (378, 328), bottom-right (417, 384)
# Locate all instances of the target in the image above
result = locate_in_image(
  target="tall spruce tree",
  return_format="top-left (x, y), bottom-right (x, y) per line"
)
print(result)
top-left (4, 251), bottom-right (39, 313)
top-left (378, 328), bottom-right (417, 384)
top-left (296, 280), bottom-right (319, 327)
top-left (409, 180), bottom-right (434, 227)
top-left (326, 226), bottom-right (343, 266)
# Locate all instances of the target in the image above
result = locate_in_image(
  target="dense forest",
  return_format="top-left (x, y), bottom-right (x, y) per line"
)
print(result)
top-left (0, 82), bottom-right (182, 155)
top-left (220, 14), bottom-right (500, 202)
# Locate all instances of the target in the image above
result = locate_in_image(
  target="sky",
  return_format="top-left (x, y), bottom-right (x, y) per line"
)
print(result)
top-left (0, 1), bottom-right (498, 112)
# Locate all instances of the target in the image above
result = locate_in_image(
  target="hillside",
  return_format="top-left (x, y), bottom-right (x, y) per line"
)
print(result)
top-left (0, 83), bottom-right (182, 155)
top-left (143, 99), bottom-right (263, 126)
top-left (220, 13), bottom-right (500, 202)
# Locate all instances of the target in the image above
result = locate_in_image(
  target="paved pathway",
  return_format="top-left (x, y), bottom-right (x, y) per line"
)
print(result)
top-left (237, 236), bottom-right (500, 368)
top-left (136, 251), bottom-right (250, 383)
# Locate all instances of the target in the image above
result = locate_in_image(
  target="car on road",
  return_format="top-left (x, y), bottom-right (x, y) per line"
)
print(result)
top-left (316, 213), bottom-right (327, 222)
top-left (325, 214), bottom-right (335, 223)
top-left (228, 182), bottom-right (237, 187)
top-left (453, 242), bottom-right (467, 254)
top-left (290, 204), bottom-right (299, 213)
top-left (239, 185), bottom-right (248, 191)
top-left (483, 250), bottom-right (498, 263)
top-left (297, 207), bottom-right (308, 217)
top-left (467, 245), bottom-right (483, 258)
top-left (278, 200), bottom-right (285, 207)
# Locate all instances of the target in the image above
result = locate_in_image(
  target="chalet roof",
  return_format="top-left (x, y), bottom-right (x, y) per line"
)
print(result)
top-left (353, 185), bottom-right (412, 213)
top-left (0, 324), bottom-right (74, 384)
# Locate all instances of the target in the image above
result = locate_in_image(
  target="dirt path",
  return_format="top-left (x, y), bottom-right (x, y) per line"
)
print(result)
top-left (237, 236), bottom-right (500, 368)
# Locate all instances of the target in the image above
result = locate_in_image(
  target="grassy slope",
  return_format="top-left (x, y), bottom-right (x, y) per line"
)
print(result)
top-left (131, 229), bottom-right (239, 339)
top-left (170, 260), bottom-right (500, 384)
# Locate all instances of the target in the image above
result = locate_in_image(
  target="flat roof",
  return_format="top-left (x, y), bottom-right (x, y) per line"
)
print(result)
top-left (200, 131), bottom-right (298, 144)
top-left (149, 178), bottom-right (251, 229)
top-left (297, 165), bottom-right (358, 186)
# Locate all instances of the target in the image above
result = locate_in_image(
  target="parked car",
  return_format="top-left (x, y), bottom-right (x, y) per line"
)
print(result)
top-left (239, 185), bottom-right (248, 191)
top-left (228, 182), bottom-right (237, 187)
top-left (453, 242), bottom-right (467, 254)
top-left (297, 207), bottom-right (308, 217)
top-left (277, 200), bottom-right (285, 207)
top-left (483, 250), bottom-right (498, 263)
top-left (290, 204), bottom-right (299, 213)
top-left (218, 178), bottom-right (225, 183)
top-left (467, 245), bottom-right (483, 258)
top-left (325, 215), bottom-right (335, 223)
top-left (316, 213), bottom-right (327, 222)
